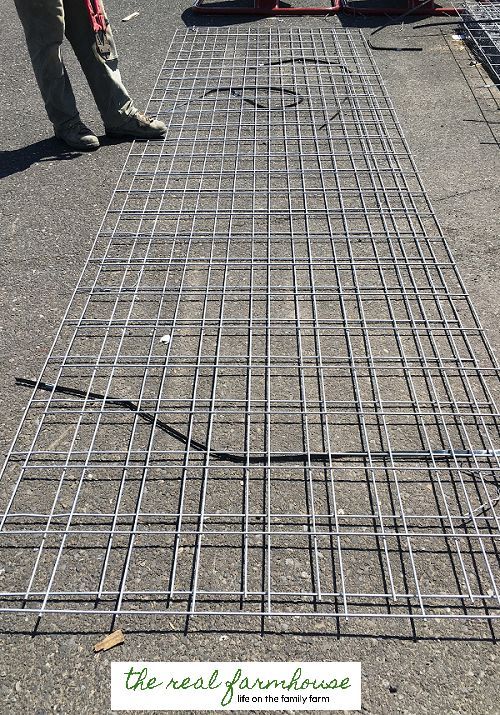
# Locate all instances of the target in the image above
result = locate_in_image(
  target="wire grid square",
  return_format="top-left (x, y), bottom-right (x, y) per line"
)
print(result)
top-left (0, 28), bottom-right (499, 624)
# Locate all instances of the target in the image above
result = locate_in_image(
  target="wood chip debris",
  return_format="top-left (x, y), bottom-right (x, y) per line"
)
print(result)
top-left (122, 11), bottom-right (139, 21)
top-left (94, 629), bottom-right (125, 652)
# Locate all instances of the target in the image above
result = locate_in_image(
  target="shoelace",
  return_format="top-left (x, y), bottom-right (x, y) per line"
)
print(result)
top-left (135, 112), bottom-right (154, 124)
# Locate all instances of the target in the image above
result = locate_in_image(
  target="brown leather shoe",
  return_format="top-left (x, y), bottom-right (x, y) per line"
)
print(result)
top-left (105, 110), bottom-right (166, 140)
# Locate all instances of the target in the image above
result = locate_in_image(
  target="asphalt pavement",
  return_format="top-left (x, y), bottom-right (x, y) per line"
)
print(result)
top-left (0, 1), bottom-right (499, 713)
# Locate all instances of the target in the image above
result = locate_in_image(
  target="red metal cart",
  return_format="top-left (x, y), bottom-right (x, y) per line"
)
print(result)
top-left (193, 0), bottom-right (342, 15)
top-left (193, 0), bottom-right (458, 17)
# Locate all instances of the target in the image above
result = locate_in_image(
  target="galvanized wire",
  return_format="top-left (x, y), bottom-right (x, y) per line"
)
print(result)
top-left (462, 1), bottom-right (500, 83)
top-left (0, 28), bottom-right (499, 623)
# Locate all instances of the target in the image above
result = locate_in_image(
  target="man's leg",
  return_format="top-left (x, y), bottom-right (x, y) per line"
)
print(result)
top-left (14, 0), bottom-right (99, 149)
top-left (63, 0), bottom-right (133, 127)
top-left (63, 0), bottom-right (166, 138)
top-left (14, 0), bottom-right (79, 129)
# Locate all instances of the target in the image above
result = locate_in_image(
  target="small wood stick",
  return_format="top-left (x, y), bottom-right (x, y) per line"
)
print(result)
top-left (94, 629), bottom-right (125, 652)
top-left (122, 11), bottom-right (139, 21)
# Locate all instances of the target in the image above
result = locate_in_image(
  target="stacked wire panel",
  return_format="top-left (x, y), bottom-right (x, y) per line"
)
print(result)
top-left (0, 28), bottom-right (499, 624)
top-left (462, 1), bottom-right (500, 82)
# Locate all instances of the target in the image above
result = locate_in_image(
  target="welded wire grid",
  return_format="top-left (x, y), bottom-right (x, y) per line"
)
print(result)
top-left (462, 1), bottom-right (500, 82)
top-left (0, 28), bottom-right (499, 624)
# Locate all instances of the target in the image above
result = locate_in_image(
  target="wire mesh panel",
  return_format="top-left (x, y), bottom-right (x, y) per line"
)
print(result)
top-left (462, 1), bottom-right (500, 82)
top-left (0, 28), bottom-right (499, 623)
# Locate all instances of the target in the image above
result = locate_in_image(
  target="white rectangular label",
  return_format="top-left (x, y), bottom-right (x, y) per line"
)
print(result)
top-left (111, 661), bottom-right (361, 711)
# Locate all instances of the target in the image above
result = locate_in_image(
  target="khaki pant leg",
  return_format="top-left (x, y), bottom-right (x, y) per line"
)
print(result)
top-left (14, 0), bottom-right (79, 129)
top-left (63, 0), bottom-right (134, 128)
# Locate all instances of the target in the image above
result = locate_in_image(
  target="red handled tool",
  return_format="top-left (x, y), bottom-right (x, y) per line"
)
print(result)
top-left (84, 0), bottom-right (112, 57)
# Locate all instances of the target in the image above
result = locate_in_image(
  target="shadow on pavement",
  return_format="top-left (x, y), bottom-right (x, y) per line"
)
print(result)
top-left (181, 4), bottom-right (278, 27)
top-left (0, 138), bottom-right (82, 179)
top-left (0, 615), bottom-right (496, 643)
